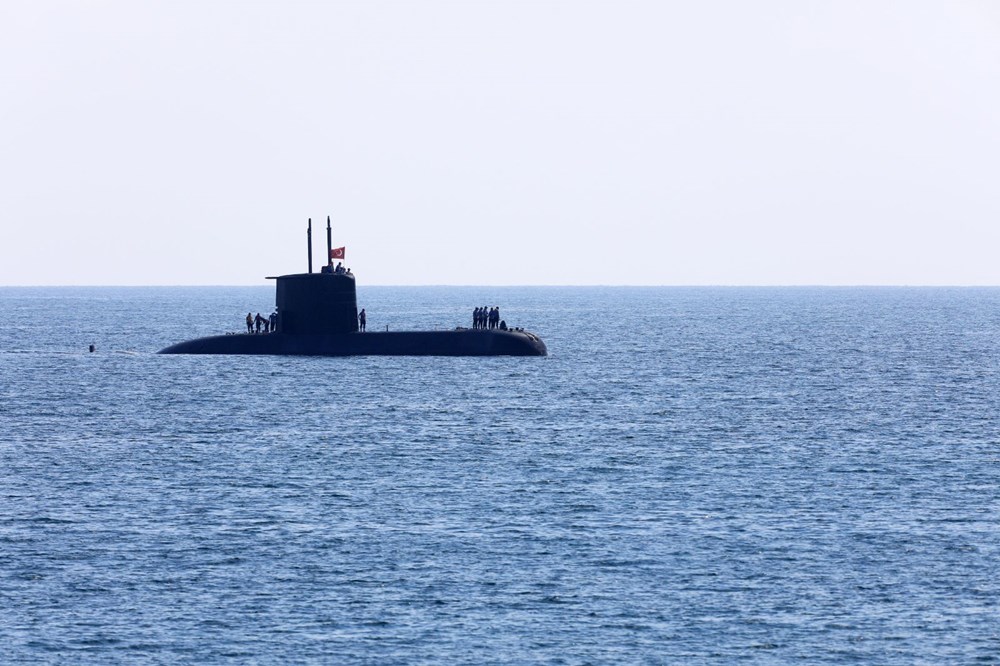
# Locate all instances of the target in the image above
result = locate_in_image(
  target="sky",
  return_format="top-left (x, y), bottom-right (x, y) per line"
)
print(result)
top-left (2, 0), bottom-right (999, 286)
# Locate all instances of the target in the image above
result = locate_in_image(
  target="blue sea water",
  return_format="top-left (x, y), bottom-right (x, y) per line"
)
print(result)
top-left (2, 286), bottom-right (999, 664)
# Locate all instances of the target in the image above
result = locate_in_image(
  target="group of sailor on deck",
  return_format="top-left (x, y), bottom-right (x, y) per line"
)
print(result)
top-left (247, 311), bottom-right (278, 334)
top-left (473, 306), bottom-right (505, 330)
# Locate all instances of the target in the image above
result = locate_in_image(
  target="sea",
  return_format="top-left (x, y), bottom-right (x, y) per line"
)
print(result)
top-left (2, 286), bottom-right (999, 664)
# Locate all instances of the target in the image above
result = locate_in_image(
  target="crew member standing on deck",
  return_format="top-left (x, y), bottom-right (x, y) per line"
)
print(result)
top-left (246, 312), bottom-right (253, 334)
top-left (359, 308), bottom-right (366, 332)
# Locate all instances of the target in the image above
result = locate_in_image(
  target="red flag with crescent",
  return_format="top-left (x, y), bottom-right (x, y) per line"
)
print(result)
top-left (330, 247), bottom-right (345, 260)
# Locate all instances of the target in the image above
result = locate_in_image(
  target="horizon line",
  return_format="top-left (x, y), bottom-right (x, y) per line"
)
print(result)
top-left (5, 283), bottom-right (1000, 289)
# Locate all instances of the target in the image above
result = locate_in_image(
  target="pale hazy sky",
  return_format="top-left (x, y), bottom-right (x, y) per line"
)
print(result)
top-left (2, 1), bottom-right (999, 286)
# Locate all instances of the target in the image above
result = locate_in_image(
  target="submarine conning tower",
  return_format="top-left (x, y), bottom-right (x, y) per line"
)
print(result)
top-left (269, 215), bottom-right (358, 335)
top-left (271, 272), bottom-right (358, 334)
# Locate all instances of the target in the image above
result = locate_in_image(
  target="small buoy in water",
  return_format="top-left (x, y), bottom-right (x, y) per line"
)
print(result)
top-left (89, 344), bottom-right (96, 353)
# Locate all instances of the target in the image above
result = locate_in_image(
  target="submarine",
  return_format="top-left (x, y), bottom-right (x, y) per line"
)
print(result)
top-left (158, 218), bottom-right (547, 357)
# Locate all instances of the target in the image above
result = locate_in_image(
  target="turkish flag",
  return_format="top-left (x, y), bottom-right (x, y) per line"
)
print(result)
top-left (329, 247), bottom-right (345, 260)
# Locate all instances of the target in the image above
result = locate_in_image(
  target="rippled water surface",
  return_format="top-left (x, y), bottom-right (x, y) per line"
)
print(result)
top-left (2, 286), bottom-right (1000, 663)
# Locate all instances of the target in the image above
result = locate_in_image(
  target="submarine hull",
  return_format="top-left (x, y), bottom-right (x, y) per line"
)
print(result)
top-left (158, 329), bottom-right (547, 357)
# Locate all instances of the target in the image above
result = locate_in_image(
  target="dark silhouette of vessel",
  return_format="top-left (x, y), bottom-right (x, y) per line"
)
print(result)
top-left (158, 219), bottom-right (547, 357)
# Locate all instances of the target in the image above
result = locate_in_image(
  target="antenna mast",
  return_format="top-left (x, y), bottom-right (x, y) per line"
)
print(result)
top-left (307, 218), bottom-right (313, 273)
top-left (326, 215), bottom-right (333, 267)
